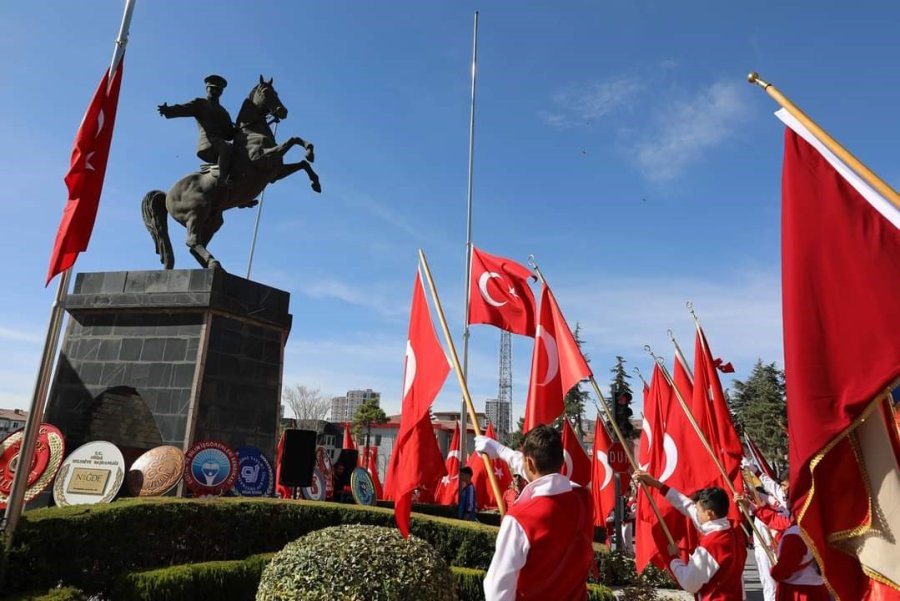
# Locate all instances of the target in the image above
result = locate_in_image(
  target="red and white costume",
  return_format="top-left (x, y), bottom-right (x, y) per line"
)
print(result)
top-left (483, 443), bottom-right (594, 601)
top-left (769, 525), bottom-right (829, 601)
top-left (751, 492), bottom-right (791, 601)
top-left (662, 486), bottom-right (747, 601)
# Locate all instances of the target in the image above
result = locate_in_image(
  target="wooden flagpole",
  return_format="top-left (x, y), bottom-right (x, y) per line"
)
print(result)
top-left (418, 249), bottom-right (506, 515)
top-left (748, 72), bottom-right (900, 210)
top-left (527, 255), bottom-right (675, 547)
top-left (645, 346), bottom-right (776, 564)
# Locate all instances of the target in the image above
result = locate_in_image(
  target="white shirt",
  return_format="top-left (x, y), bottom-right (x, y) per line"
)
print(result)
top-left (665, 487), bottom-right (734, 595)
top-left (483, 473), bottom-right (574, 601)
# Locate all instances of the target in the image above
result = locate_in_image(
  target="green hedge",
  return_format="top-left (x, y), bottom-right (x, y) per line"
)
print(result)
top-left (3, 498), bottom-right (497, 595)
top-left (2, 588), bottom-right (87, 601)
top-left (110, 556), bottom-right (615, 601)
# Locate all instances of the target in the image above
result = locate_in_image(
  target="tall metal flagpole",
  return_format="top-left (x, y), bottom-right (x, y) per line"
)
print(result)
top-left (1, 0), bottom-right (136, 545)
top-left (246, 122), bottom-right (278, 279)
top-left (460, 10), bottom-right (478, 481)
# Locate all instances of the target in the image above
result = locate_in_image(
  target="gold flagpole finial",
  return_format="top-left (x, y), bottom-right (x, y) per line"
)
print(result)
top-left (747, 72), bottom-right (770, 89)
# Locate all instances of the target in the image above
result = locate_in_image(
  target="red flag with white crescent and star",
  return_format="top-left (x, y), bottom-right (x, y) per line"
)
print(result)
top-left (468, 246), bottom-right (537, 337)
top-left (590, 415), bottom-right (615, 529)
top-left (560, 418), bottom-right (591, 487)
top-left (434, 421), bottom-right (461, 505)
top-left (523, 284), bottom-right (592, 432)
top-left (366, 447), bottom-right (384, 500)
top-left (468, 422), bottom-right (512, 509)
top-left (47, 61), bottom-right (125, 285)
top-left (383, 270), bottom-right (450, 538)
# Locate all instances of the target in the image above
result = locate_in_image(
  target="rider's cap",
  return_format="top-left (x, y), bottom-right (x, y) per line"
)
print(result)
top-left (204, 74), bottom-right (228, 89)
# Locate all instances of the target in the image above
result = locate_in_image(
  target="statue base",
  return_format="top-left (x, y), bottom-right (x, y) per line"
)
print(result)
top-left (45, 269), bottom-right (292, 469)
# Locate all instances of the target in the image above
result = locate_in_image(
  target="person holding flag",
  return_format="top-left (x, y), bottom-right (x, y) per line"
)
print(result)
top-left (477, 425), bottom-right (594, 601)
top-left (634, 470), bottom-right (747, 600)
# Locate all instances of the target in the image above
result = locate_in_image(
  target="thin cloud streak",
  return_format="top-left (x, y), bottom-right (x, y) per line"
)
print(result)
top-left (541, 76), bottom-right (644, 128)
top-left (634, 80), bottom-right (751, 183)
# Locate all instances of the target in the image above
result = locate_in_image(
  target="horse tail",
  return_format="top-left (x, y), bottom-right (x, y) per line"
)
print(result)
top-left (141, 190), bottom-right (174, 269)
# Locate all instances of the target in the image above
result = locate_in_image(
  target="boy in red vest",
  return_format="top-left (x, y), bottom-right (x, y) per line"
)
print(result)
top-left (634, 471), bottom-right (747, 600)
top-left (476, 425), bottom-right (594, 601)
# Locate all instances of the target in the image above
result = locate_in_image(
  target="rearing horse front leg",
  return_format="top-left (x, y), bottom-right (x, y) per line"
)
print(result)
top-left (270, 161), bottom-right (321, 193)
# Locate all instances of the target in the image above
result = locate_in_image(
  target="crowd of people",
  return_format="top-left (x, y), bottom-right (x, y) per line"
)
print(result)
top-left (437, 426), bottom-right (830, 601)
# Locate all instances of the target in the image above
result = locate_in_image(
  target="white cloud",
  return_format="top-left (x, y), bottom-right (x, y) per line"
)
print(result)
top-left (542, 76), bottom-right (644, 127)
top-left (302, 279), bottom-right (408, 320)
top-left (634, 80), bottom-right (751, 183)
top-left (0, 326), bottom-right (43, 345)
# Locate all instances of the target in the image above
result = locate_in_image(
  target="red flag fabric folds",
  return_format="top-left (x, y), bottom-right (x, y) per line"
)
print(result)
top-left (779, 109), bottom-right (900, 599)
top-left (274, 431), bottom-right (291, 499)
top-left (561, 418), bottom-right (591, 487)
top-left (383, 271), bottom-right (450, 538)
top-left (434, 421), bottom-right (462, 505)
top-left (590, 416), bottom-right (615, 529)
top-left (468, 246), bottom-right (537, 336)
top-left (342, 424), bottom-right (357, 450)
top-left (468, 422), bottom-right (512, 509)
top-left (523, 285), bottom-right (592, 432)
top-left (366, 447), bottom-right (384, 501)
top-left (47, 62), bottom-right (124, 284)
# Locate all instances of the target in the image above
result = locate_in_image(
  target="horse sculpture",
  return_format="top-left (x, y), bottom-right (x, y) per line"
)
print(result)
top-left (142, 76), bottom-right (320, 270)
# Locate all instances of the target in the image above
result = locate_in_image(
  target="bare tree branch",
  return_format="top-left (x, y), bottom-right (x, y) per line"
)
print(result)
top-left (282, 384), bottom-right (330, 421)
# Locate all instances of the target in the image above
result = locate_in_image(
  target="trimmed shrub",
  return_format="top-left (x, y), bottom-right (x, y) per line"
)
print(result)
top-left (256, 525), bottom-right (456, 601)
top-left (2, 587), bottom-right (88, 601)
top-left (592, 549), bottom-right (676, 589)
top-left (112, 554), bottom-right (274, 601)
top-left (3, 498), bottom-right (497, 594)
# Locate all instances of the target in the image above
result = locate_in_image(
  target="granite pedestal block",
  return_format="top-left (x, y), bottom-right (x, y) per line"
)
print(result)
top-left (45, 269), bottom-right (291, 466)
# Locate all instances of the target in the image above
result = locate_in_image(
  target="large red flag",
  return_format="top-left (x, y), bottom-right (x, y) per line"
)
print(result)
top-left (274, 431), bottom-right (292, 499)
top-left (383, 271), bottom-right (450, 538)
top-left (434, 421), bottom-right (461, 505)
top-left (523, 285), bottom-right (592, 432)
top-left (590, 416), bottom-right (615, 529)
top-left (560, 418), bottom-right (591, 487)
top-left (468, 246), bottom-right (537, 336)
top-left (779, 109), bottom-right (900, 599)
top-left (366, 447), bottom-right (384, 500)
top-left (47, 62), bottom-right (125, 284)
top-left (691, 329), bottom-right (744, 521)
top-left (672, 341), bottom-right (694, 404)
top-left (468, 422), bottom-right (512, 509)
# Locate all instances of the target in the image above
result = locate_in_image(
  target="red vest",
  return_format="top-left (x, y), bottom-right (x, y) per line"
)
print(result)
top-left (507, 486), bottom-right (594, 601)
top-left (696, 527), bottom-right (747, 601)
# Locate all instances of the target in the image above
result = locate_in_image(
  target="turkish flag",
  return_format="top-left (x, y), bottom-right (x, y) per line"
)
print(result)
top-left (47, 61), bottom-right (125, 285)
top-left (560, 418), bottom-right (591, 487)
top-left (366, 447), bottom-right (384, 500)
top-left (434, 421), bottom-right (462, 505)
top-left (745, 433), bottom-right (777, 482)
top-left (692, 327), bottom-right (744, 516)
top-left (342, 423), bottom-right (357, 450)
top-left (779, 109), bottom-right (900, 599)
top-left (590, 416), bottom-right (615, 529)
top-left (274, 431), bottom-right (292, 499)
top-left (635, 365), bottom-right (703, 572)
top-left (383, 271), bottom-right (450, 538)
top-left (672, 344), bottom-right (694, 404)
top-left (468, 246), bottom-right (537, 336)
top-left (468, 422), bottom-right (513, 509)
top-left (523, 285), bottom-right (592, 432)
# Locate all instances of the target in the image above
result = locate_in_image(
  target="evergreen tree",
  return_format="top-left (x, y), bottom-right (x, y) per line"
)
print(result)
top-left (352, 398), bottom-right (388, 453)
top-left (502, 417), bottom-right (526, 449)
top-left (563, 323), bottom-right (591, 439)
top-left (729, 359), bottom-right (788, 476)
top-left (609, 355), bottom-right (636, 439)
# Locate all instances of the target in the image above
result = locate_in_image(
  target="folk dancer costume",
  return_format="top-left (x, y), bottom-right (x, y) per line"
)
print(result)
top-left (769, 524), bottom-right (829, 601)
top-left (661, 485), bottom-right (747, 601)
top-left (479, 440), bottom-right (595, 601)
top-left (749, 491), bottom-right (790, 601)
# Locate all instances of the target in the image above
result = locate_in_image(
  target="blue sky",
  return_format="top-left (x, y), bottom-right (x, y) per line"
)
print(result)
top-left (2, 1), bottom-right (899, 422)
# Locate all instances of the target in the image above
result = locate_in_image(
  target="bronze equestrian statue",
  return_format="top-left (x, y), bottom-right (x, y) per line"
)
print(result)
top-left (142, 75), bottom-right (320, 270)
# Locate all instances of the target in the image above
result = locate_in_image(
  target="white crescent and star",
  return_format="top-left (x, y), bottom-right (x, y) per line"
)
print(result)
top-left (478, 272), bottom-right (507, 307)
top-left (638, 419), bottom-right (679, 483)
top-left (537, 326), bottom-right (559, 385)
top-left (447, 450), bottom-right (460, 461)
top-left (562, 449), bottom-right (574, 478)
top-left (402, 340), bottom-right (416, 399)
top-left (596, 450), bottom-right (612, 490)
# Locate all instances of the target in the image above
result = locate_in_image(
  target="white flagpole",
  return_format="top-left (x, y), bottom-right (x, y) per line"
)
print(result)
top-left (460, 10), bottom-right (478, 481)
top-left (2, 0), bottom-right (136, 545)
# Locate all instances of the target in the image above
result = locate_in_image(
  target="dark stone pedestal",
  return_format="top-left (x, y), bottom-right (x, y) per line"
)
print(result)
top-left (45, 269), bottom-right (291, 465)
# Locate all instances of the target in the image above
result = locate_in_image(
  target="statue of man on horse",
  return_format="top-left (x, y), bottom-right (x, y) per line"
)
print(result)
top-left (143, 75), bottom-right (321, 271)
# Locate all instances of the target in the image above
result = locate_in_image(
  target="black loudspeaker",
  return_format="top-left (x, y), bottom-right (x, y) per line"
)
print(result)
top-left (334, 449), bottom-right (359, 489)
top-left (279, 429), bottom-right (317, 487)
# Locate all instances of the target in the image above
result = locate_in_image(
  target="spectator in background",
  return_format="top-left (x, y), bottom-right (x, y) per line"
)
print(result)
top-left (458, 467), bottom-right (477, 521)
